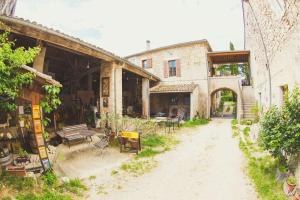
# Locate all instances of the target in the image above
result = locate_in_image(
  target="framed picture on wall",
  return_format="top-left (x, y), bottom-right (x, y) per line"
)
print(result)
top-left (102, 77), bottom-right (110, 97)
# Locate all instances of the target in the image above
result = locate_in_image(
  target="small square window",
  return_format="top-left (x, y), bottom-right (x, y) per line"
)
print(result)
top-left (142, 60), bottom-right (148, 69)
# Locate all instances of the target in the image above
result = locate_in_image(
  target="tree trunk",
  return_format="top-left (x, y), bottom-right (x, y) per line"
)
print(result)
top-left (0, 0), bottom-right (17, 16)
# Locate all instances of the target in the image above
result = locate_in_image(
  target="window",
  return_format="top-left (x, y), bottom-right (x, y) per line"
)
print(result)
top-left (142, 60), bottom-right (148, 69)
top-left (142, 59), bottom-right (152, 69)
top-left (168, 60), bottom-right (176, 77)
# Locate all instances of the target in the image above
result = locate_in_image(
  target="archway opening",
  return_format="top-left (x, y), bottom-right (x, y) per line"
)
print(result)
top-left (210, 88), bottom-right (237, 118)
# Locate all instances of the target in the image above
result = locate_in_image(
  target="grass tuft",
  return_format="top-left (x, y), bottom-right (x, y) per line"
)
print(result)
top-left (182, 118), bottom-right (209, 128)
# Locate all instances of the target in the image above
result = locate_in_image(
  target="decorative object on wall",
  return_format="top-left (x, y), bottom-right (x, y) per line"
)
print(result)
top-left (103, 97), bottom-right (108, 107)
top-left (102, 77), bottom-right (110, 97)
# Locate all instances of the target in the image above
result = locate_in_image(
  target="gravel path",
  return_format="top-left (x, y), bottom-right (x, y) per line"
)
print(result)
top-left (89, 119), bottom-right (258, 200)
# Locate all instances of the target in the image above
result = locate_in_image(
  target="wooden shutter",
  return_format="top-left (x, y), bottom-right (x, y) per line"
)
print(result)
top-left (176, 59), bottom-right (181, 77)
top-left (164, 61), bottom-right (169, 78)
top-left (148, 59), bottom-right (152, 68)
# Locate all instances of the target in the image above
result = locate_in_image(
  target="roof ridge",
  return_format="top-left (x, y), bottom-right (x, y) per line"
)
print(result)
top-left (125, 39), bottom-right (212, 58)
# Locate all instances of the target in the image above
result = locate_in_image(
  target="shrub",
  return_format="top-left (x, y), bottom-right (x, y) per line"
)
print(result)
top-left (62, 178), bottom-right (87, 195)
top-left (260, 87), bottom-right (300, 169)
top-left (42, 171), bottom-right (58, 186)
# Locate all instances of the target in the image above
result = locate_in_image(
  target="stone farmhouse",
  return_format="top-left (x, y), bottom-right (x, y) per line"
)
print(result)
top-left (126, 41), bottom-right (253, 120)
top-left (0, 14), bottom-right (258, 125)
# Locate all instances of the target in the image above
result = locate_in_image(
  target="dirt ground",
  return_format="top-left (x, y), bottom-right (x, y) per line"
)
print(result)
top-left (81, 119), bottom-right (258, 200)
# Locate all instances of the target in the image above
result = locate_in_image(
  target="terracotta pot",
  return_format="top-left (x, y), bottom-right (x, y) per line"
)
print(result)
top-left (287, 182), bottom-right (297, 193)
top-left (294, 192), bottom-right (300, 200)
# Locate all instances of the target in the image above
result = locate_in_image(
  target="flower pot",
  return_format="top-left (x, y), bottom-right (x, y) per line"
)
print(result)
top-left (294, 192), bottom-right (300, 200)
top-left (287, 182), bottom-right (297, 193)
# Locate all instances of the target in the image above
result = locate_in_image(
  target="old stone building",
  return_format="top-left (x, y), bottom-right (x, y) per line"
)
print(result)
top-left (126, 41), bottom-right (253, 119)
top-left (242, 0), bottom-right (300, 109)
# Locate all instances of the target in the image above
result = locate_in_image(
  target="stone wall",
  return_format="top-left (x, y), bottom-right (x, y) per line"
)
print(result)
top-left (243, 0), bottom-right (300, 185)
top-left (243, 0), bottom-right (300, 108)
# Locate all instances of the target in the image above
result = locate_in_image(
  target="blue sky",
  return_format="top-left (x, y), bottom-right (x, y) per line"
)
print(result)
top-left (15, 0), bottom-right (244, 56)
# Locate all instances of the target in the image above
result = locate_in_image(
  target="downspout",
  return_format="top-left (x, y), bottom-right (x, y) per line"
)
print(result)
top-left (114, 63), bottom-right (117, 132)
top-left (206, 53), bottom-right (210, 119)
top-left (243, 0), bottom-right (272, 107)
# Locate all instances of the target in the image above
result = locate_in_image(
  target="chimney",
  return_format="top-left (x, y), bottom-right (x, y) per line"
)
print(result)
top-left (146, 40), bottom-right (151, 51)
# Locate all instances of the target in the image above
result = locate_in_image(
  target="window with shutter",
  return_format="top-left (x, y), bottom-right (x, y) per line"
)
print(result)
top-left (168, 60), bottom-right (176, 77)
top-left (176, 59), bottom-right (181, 77)
top-left (142, 59), bottom-right (152, 69)
top-left (164, 61), bottom-right (168, 78)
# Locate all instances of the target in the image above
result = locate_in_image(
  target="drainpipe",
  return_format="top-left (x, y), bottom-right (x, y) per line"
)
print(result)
top-left (242, 0), bottom-right (272, 107)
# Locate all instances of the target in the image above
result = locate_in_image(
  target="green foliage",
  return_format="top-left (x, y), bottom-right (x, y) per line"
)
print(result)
top-left (120, 159), bottom-right (157, 176)
top-left (137, 148), bottom-right (160, 158)
top-left (40, 85), bottom-right (61, 114)
top-left (142, 134), bottom-right (166, 147)
top-left (238, 130), bottom-right (287, 200)
top-left (240, 119), bottom-right (252, 125)
top-left (18, 148), bottom-right (29, 157)
top-left (138, 134), bottom-right (179, 158)
top-left (40, 85), bottom-right (61, 139)
top-left (0, 172), bottom-right (34, 191)
top-left (231, 119), bottom-right (238, 126)
top-left (0, 30), bottom-right (40, 112)
top-left (251, 101), bottom-right (260, 123)
top-left (287, 177), bottom-right (296, 185)
top-left (182, 118), bottom-right (209, 128)
top-left (102, 114), bottom-right (158, 135)
top-left (243, 126), bottom-right (251, 137)
top-left (42, 171), bottom-right (58, 186)
top-left (62, 178), bottom-right (87, 196)
top-left (260, 87), bottom-right (300, 168)
top-left (16, 191), bottom-right (72, 200)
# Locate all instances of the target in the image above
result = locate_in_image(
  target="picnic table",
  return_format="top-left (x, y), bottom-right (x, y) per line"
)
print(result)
top-left (56, 124), bottom-right (96, 148)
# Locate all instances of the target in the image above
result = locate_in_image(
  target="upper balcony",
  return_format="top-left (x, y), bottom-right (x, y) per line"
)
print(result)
top-left (207, 50), bottom-right (251, 86)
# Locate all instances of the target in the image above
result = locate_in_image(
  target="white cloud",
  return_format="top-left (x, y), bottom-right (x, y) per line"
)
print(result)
top-left (15, 0), bottom-right (244, 56)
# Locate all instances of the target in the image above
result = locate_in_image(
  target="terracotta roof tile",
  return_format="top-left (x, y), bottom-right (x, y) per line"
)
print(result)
top-left (150, 83), bottom-right (197, 93)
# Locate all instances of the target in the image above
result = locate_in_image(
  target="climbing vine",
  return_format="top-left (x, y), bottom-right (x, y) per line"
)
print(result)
top-left (40, 85), bottom-right (62, 139)
top-left (0, 24), bottom-right (40, 112)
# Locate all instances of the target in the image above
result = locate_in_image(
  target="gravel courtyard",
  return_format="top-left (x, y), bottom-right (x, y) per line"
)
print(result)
top-left (87, 119), bottom-right (258, 200)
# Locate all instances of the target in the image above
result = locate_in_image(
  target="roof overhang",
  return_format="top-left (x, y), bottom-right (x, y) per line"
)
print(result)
top-left (150, 83), bottom-right (197, 94)
top-left (21, 65), bottom-right (62, 87)
top-left (207, 50), bottom-right (250, 64)
top-left (0, 15), bottom-right (160, 82)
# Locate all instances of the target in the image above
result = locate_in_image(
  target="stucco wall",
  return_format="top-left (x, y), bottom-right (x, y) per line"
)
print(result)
top-left (127, 43), bottom-right (210, 117)
top-left (243, 0), bottom-right (300, 108)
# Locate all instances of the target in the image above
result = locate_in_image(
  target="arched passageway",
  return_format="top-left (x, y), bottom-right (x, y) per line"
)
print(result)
top-left (210, 88), bottom-right (238, 119)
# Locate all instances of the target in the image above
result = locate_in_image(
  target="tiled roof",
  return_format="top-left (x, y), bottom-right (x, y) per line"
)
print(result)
top-left (0, 15), bottom-right (160, 81)
top-left (125, 40), bottom-right (212, 58)
top-left (150, 83), bottom-right (198, 93)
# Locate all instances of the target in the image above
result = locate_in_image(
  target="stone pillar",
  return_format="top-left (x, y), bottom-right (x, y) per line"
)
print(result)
top-left (142, 78), bottom-right (150, 118)
top-left (33, 41), bottom-right (46, 73)
top-left (100, 61), bottom-right (123, 117)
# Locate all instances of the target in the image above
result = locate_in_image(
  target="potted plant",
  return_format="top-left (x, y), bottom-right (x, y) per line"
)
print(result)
top-left (286, 177), bottom-right (297, 193)
top-left (15, 148), bottom-right (30, 164)
top-left (294, 191), bottom-right (300, 200)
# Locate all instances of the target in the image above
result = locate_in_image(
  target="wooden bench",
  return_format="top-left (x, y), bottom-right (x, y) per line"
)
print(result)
top-left (56, 124), bottom-right (95, 148)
